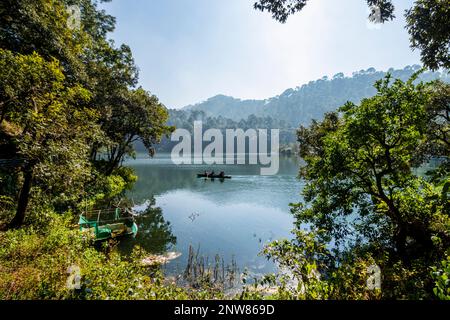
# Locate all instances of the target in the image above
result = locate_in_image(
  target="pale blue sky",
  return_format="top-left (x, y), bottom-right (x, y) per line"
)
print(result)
top-left (100, 0), bottom-right (421, 109)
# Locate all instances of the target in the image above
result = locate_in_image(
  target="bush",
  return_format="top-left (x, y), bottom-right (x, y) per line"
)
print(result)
top-left (0, 212), bottom-right (220, 300)
top-left (432, 256), bottom-right (450, 300)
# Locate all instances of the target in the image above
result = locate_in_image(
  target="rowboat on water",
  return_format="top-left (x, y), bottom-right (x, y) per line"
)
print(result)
top-left (197, 173), bottom-right (231, 179)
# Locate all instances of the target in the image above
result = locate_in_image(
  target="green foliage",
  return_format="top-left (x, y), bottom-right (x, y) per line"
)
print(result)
top-left (253, 0), bottom-right (309, 23)
top-left (0, 48), bottom-right (102, 227)
top-left (178, 67), bottom-right (448, 128)
top-left (296, 74), bottom-right (448, 253)
top-left (263, 75), bottom-right (450, 299)
top-left (0, 1), bottom-right (216, 300)
top-left (97, 87), bottom-right (173, 174)
top-left (260, 229), bottom-right (332, 300)
top-left (0, 0), bottom-right (89, 79)
top-left (0, 0), bottom-right (173, 226)
top-left (254, 0), bottom-right (395, 24)
top-left (0, 213), bottom-right (222, 299)
top-left (432, 256), bottom-right (450, 300)
top-left (0, 48), bottom-right (99, 186)
top-left (405, 0), bottom-right (450, 70)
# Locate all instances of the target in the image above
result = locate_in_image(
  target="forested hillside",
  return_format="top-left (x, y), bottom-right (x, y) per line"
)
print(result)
top-left (183, 66), bottom-right (449, 126)
top-left (147, 66), bottom-right (448, 152)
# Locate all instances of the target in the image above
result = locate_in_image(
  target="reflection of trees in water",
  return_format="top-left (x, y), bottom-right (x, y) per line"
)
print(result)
top-left (127, 157), bottom-right (302, 203)
top-left (127, 165), bottom-right (199, 202)
top-left (118, 197), bottom-right (176, 255)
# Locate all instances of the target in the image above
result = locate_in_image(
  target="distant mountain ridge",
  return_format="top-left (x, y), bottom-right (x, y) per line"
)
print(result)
top-left (144, 65), bottom-right (449, 152)
top-left (182, 65), bottom-right (449, 126)
top-left (183, 95), bottom-right (264, 121)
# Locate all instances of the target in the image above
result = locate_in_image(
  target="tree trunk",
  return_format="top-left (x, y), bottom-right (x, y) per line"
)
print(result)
top-left (9, 167), bottom-right (33, 229)
top-left (394, 226), bottom-right (407, 259)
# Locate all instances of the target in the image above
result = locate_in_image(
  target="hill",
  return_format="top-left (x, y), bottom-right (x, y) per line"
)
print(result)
top-left (182, 66), bottom-right (449, 126)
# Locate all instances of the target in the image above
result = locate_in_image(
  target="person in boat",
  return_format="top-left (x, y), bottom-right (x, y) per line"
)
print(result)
top-left (209, 170), bottom-right (215, 178)
top-left (203, 170), bottom-right (208, 177)
top-left (218, 171), bottom-right (225, 178)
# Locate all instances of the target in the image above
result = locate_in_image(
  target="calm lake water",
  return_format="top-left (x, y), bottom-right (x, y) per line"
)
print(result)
top-left (120, 153), bottom-right (304, 277)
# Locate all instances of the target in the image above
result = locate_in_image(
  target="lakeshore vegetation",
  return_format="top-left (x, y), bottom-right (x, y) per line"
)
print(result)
top-left (0, 0), bottom-right (449, 300)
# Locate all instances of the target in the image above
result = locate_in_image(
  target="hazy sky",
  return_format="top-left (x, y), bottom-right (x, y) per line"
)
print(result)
top-left (100, 0), bottom-right (421, 109)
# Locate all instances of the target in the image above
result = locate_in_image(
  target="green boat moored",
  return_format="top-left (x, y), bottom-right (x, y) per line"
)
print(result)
top-left (78, 208), bottom-right (138, 241)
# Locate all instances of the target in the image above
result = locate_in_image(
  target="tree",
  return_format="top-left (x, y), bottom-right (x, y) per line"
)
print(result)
top-left (265, 75), bottom-right (450, 298)
top-left (84, 42), bottom-right (172, 174)
top-left (1, 0), bottom-right (81, 84)
top-left (100, 88), bottom-right (172, 174)
top-left (0, 49), bottom-right (101, 228)
top-left (406, 0), bottom-right (450, 70)
top-left (0, 0), bottom-right (173, 227)
top-left (254, 0), bottom-right (395, 23)
top-left (253, 0), bottom-right (450, 70)
top-left (253, 0), bottom-right (310, 23)
top-left (0, 0), bottom-right (116, 80)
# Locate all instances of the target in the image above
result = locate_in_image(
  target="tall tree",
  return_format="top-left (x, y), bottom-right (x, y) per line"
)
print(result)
top-left (101, 88), bottom-right (172, 174)
top-left (0, 49), bottom-right (101, 227)
top-left (0, 0), bottom-right (172, 226)
top-left (267, 75), bottom-right (450, 298)
top-left (253, 0), bottom-right (396, 23)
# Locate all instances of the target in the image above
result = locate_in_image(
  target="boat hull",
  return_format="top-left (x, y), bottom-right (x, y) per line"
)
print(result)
top-left (78, 212), bottom-right (138, 242)
top-left (197, 174), bottom-right (231, 179)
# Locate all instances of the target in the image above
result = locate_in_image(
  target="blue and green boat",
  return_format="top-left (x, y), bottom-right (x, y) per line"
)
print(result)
top-left (78, 208), bottom-right (138, 241)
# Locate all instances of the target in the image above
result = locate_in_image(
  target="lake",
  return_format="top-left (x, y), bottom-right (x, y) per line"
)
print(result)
top-left (120, 153), bottom-right (304, 279)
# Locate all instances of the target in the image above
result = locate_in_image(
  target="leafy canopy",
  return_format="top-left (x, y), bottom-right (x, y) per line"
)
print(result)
top-left (0, 0), bottom-right (172, 227)
top-left (264, 75), bottom-right (450, 299)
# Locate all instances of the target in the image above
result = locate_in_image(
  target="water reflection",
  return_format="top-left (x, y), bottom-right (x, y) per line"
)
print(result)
top-left (122, 154), bottom-right (303, 276)
top-left (118, 197), bottom-right (176, 255)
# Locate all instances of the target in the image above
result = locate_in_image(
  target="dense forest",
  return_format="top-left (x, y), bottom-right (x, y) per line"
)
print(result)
top-left (183, 66), bottom-right (449, 125)
top-left (150, 67), bottom-right (449, 152)
top-left (0, 0), bottom-right (449, 301)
